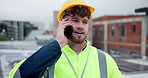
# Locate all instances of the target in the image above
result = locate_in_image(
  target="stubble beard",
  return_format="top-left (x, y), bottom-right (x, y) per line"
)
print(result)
top-left (69, 34), bottom-right (87, 44)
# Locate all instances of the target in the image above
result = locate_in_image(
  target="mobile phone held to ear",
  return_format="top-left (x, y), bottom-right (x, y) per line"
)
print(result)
top-left (64, 26), bottom-right (73, 39)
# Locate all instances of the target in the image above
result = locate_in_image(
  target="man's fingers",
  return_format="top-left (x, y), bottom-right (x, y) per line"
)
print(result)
top-left (59, 21), bottom-right (72, 28)
top-left (63, 23), bottom-right (72, 28)
top-left (62, 17), bottom-right (69, 21)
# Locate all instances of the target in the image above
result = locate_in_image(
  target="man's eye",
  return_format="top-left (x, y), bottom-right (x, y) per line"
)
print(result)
top-left (72, 20), bottom-right (79, 22)
top-left (83, 21), bottom-right (88, 24)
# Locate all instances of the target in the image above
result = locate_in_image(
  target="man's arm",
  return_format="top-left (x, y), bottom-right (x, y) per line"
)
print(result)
top-left (9, 16), bottom-right (71, 78)
top-left (15, 40), bottom-right (61, 78)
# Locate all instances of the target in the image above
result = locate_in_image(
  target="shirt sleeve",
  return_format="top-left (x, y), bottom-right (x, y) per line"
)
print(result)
top-left (19, 40), bottom-right (62, 78)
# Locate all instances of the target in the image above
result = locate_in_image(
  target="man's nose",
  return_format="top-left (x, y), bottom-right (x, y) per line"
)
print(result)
top-left (76, 22), bottom-right (84, 30)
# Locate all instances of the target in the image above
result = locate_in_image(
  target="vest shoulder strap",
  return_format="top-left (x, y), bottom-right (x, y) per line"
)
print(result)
top-left (97, 49), bottom-right (107, 78)
top-left (44, 65), bottom-right (54, 78)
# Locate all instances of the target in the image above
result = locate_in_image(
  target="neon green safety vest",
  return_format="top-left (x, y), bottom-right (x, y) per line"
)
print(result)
top-left (9, 41), bottom-right (123, 78)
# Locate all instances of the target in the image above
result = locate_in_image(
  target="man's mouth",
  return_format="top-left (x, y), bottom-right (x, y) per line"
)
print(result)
top-left (74, 31), bottom-right (84, 34)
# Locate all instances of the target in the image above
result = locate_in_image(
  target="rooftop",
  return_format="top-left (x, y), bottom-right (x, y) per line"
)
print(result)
top-left (93, 15), bottom-right (145, 22)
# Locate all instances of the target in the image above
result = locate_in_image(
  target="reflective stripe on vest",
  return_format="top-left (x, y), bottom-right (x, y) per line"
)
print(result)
top-left (97, 49), bottom-right (107, 78)
top-left (13, 68), bottom-right (21, 78)
top-left (45, 48), bottom-right (107, 78)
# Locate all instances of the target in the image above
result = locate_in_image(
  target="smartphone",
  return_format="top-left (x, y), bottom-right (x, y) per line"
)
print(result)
top-left (64, 26), bottom-right (73, 39)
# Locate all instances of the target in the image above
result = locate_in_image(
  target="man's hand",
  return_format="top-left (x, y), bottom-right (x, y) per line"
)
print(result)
top-left (56, 17), bottom-right (72, 48)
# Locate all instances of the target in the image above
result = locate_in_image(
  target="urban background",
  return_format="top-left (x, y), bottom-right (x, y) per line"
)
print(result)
top-left (0, 0), bottom-right (148, 78)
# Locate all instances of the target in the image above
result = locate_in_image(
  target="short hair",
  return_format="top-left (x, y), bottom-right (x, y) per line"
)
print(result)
top-left (62, 5), bottom-right (91, 19)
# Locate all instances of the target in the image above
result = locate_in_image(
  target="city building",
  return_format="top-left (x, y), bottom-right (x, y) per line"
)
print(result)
top-left (0, 20), bottom-right (38, 40)
top-left (92, 15), bottom-right (148, 57)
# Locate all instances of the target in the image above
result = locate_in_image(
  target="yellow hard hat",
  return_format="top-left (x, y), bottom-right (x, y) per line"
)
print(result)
top-left (57, 0), bottom-right (95, 22)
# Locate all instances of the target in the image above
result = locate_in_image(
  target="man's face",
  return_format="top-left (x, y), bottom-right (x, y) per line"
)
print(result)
top-left (68, 15), bottom-right (89, 44)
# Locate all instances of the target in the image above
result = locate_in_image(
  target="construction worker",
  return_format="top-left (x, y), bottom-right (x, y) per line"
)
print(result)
top-left (9, 0), bottom-right (123, 78)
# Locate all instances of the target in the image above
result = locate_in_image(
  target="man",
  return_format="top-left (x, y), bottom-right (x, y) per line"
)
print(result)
top-left (9, 0), bottom-right (123, 78)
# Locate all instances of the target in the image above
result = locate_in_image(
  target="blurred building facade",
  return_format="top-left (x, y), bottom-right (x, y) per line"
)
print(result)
top-left (92, 15), bottom-right (148, 57)
top-left (0, 20), bottom-right (38, 40)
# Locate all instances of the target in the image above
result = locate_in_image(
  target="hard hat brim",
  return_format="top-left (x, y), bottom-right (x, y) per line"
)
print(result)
top-left (57, 3), bottom-right (95, 22)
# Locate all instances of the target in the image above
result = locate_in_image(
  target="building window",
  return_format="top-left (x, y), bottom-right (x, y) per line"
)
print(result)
top-left (132, 24), bottom-right (136, 33)
top-left (110, 25), bottom-right (115, 37)
top-left (120, 24), bottom-right (125, 37)
top-left (98, 26), bottom-right (102, 37)
top-left (10, 21), bottom-right (13, 25)
top-left (17, 22), bottom-right (20, 26)
top-left (92, 27), bottom-right (95, 36)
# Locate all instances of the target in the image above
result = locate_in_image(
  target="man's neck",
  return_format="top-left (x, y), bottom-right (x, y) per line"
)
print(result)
top-left (68, 40), bottom-right (87, 52)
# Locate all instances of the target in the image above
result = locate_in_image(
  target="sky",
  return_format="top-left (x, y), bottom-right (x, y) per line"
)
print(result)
top-left (0, 0), bottom-right (148, 30)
